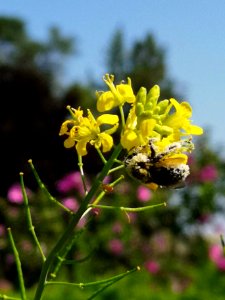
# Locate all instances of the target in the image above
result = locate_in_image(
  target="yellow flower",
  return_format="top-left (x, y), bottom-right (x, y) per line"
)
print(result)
top-left (59, 106), bottom-right (84, 148)
top-left (120, 84), bottom-right (203, 151)
top-left (164, 98), bottom-right (203, 141)
top-left (96, 74), bottom-right (135, 112)
top-left (120, 106), bottom-right (157, 151)
top-left (59, 108), bottom-right (119, 156)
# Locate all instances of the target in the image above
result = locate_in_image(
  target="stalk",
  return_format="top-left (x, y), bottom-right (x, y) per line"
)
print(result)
top-left (33, 144), bottom-right (122, 300)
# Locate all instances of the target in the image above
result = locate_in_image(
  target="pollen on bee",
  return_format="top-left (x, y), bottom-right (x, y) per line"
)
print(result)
top-left (125, 153), bottom-right (149, 167)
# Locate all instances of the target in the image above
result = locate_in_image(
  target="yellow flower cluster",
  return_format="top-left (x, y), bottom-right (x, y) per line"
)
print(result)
top-left (60, 74), bottom-right (203, 157)
top-left (59, 106), bottom-right (119, 156)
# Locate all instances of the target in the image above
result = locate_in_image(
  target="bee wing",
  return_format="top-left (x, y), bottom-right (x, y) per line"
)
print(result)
top-left (157, 153), bottom-right (188, 167)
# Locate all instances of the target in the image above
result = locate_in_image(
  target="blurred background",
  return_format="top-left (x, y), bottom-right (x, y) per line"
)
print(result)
top-left (0, 1), bottom-right (225, 299)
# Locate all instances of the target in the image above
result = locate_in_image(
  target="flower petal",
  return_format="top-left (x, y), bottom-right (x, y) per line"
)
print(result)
top-left (98, 133), bottom-right (114, 152)
top-left (76, 140), bottom-right (88, 156)
top-left (116, 83), bottom-right (135, 103)
top-left (97, 114), bottom-right (119, 125)
top-left (96, 91), bottom-right (117, 112)
top-left (121, 129), bottom-right (139, 151)
top-left (187, 124), bottom-right (204, 135)
top-left (139, 119), bottom-right (156, 137)
top-left (64, 137), bottom-right (75, 148)
top-left (59, 120), bottom-right (73, 135)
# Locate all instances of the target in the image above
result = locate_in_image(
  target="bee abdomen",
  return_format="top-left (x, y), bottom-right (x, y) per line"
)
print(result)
top-left (148, 165), bottom-right (190, 187)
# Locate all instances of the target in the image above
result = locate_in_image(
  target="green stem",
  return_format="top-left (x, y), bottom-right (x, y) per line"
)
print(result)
top-left (45, 266), bottom-right (139, 288)
top-left (114, 159), bottom-right (124, 164)
top-left (92, 175), bottom-right (124, 205)
top-left (90, 202), bottom-right (166, 212)
top-left (87, 266), bottom-right (140, 300)
top-left (220, 235), bottom-right (225, 256)
top-left (119, 105), bottom-right (125, 128)
top-left (33, 144), bottom-right (123, 300)
top-left (108, 164), bottom-right (124, 174)
top-left (28, 160), bottom-right (72, 214)
top-left (49, 228), bottom-right (84, 280)
top-left (20, 173), bottom-right (46, 262)
top-left (78, 155), bottom-right (88, 194)
top-left (96, 147), bottom-right (107, 164)
top-left (7, 228), bottom-right (27, 300)
top-left (62, 250), bottom-right (95, 264)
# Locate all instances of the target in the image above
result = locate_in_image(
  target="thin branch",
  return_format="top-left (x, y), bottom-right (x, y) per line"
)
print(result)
top-left (77, 155), bottom-right (88, 195)
top-left (7, 228), bottom-right (27, 300)
top-left (90, 202), bottom-right (166, 212)
top-left (20, 173), bottom-right (46, 262)
top-left (28, 159), bottom-right (72, 214)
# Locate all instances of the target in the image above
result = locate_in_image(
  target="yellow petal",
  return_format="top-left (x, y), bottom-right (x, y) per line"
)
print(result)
top-left (169, 98), bottom-right (180, 111)
top-left (98, 133), bottom-right (113, 152)
top-left (139, 119), bottom-right (156, 137)
top-left (116, 84), bottom-right (135, 103)
top-left (188, 124), bottom-right (204, 135)
top-left (59, 120), bottom-right (73, 135)
top-left (97, 91), bottom-right (116, 112)
top-left (120, 130), bottom-right (139, 151)
top-left (97, 114), bottom-right (119, 125)
top-left (76, 140), bottom-right (88, 156)
top-left (180, 102), bottom-right (192, 118)
top-left (104, 123), bottom-right (119, 135)
top-left (64, 137), bottom-right (75, 148)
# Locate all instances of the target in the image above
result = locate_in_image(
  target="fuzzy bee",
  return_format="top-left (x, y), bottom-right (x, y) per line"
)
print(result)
top-left (124, 139), bottom-right (193, 189)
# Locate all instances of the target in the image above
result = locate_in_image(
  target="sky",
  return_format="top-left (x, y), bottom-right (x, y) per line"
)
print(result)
top-left (1, 0), bottom-right (225, 150)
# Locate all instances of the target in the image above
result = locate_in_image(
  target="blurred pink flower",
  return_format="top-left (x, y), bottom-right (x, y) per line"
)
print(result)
top-left (209, 244), bottom-right (225, 271)
top-left (7, 183), bottom-right (31, 204)
top-left (199, 164), bottom-right (218, 183)
top-left (136, 186), bottom-right (152, 202)
top-left (145, 260), bottom-right (160, 274)
top-left (56, 172), bottom-right (86, 194)
top-left (62, 197), bottom-right (79, 212)
top-left (209, 244), bottom-right (221, 262)
top-left (217, 257), bottom-right (225, 270)
top-left (108, 239), bottom-right (124, 256)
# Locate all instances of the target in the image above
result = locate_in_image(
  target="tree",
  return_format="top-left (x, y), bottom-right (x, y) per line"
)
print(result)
top-left (0, 17), bottom-right (77, 195)
top-left (106, 29), bottom-right (126, 81)
top-left (106, 30), bottom-right (177, 99)
top-left (0, 16), bottom-right (75, 84)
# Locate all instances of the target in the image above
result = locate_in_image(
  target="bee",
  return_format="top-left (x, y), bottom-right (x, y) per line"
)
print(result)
top-left (124, 139), bottom-right (192, 189)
